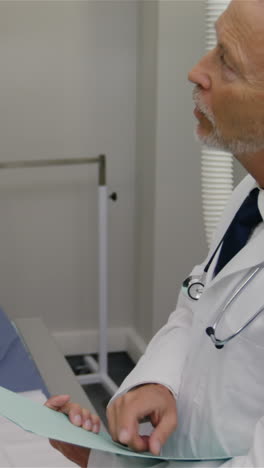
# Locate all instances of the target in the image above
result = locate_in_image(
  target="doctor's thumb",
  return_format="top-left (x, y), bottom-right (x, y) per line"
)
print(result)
top-left (149, 413), bottom-right (177, 456)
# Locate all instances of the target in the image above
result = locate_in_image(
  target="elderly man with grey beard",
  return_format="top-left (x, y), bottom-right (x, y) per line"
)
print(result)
top-left (46, 0), bottom-right (264, 467)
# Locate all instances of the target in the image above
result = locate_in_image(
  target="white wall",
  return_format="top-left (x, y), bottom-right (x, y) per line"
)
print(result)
top-left (135, 0), bottom-right (207, 342)
top-left (0, 0), bottom-right (211, 356)
top-left (134, 0), bottom-right (158, 343)
top-left (153, 0), bottom-right (207, 334)
top-left (0, 1), bottom-right (138, 333)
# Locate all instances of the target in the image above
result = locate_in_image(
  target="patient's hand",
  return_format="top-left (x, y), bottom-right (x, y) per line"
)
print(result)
top-left (45, 394), bottom-right (100, 467)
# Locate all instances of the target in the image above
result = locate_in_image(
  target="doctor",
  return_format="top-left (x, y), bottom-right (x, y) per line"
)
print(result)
top-left (46, 0), bottom-right (264, 466)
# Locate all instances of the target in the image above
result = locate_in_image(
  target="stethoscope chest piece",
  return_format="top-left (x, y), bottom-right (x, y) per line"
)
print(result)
top-left (182, 275), bottom-right (205, 301)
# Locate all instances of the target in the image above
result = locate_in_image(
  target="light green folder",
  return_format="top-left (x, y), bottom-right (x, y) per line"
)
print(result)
top-left (0, 386), bottom-right (230, 462)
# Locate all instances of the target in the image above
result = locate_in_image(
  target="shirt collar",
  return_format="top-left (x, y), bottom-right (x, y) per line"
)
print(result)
top-left (257, 187), bottom-right (264, 221)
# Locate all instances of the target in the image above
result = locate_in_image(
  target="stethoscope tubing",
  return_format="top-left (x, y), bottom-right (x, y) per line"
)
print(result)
top-left (215, 266), bottom-right (261, 319)
top-left (206, 265), bottom-right (264, 348)
top-left (183, 265), bottom-right (264, 348)
top-left (182, 187), bottom-right (264, 348)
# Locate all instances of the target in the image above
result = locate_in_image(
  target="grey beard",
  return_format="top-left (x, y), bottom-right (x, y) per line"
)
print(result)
top-left (196, 125), bottom-right (264, 155)
top-left (192, 86), bottom-right (264, 155)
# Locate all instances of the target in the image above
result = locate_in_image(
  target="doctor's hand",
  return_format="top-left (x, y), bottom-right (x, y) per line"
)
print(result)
top-left (45, 394), bottom-right (101, 467)
top-left (106, 383), bottom-right (177, 456)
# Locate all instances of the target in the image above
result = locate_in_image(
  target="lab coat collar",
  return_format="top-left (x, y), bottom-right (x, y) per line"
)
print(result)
top-left (207, 228), bottom-right (264, 288)
top-left (205, 181), bottom-right (264, 288)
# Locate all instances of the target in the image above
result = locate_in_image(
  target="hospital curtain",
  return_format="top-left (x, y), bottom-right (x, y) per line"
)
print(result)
top-left (202, 0), bottom-right (233, 246)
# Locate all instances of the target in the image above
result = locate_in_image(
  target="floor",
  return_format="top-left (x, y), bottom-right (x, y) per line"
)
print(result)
top-left (66, 352), bottom-right (135, 427)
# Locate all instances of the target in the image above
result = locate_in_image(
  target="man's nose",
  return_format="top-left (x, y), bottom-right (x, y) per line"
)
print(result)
top-left (188, 55), bottom-right (211, 90)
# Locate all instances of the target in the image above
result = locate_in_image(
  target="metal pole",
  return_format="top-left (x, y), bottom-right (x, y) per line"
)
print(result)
top-left (0, 157), bottom-right (99, 170)
top-left (82, 155), bottom-right (118, 394)
top-left (0, 155), bottom-right (118, 394)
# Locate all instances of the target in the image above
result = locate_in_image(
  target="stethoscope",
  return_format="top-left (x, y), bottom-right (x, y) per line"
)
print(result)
top-left (182, 229), bottom-right (229, 302)
top-left (182, 230), bottom-right (264, 349)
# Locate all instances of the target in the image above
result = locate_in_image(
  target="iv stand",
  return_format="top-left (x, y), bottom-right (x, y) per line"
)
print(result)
top-left (0, 155), bottom-right (118, 395)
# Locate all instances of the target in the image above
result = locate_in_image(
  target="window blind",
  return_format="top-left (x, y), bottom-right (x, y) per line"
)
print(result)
top-left (202, 0), bottom-right (233, 246)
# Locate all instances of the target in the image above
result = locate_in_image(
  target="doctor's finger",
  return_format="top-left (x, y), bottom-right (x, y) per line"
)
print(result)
top-left (149, 410), bottom-right (177, 456)
top-left (119, 427), bottom-right (149, 453)
top-left (114, 416), bottom-right (149, 453)
top-left (109, 405), bottom-right (150, 452)
top-left (106, 403), bottom-right (118, 441)
top-left (107, 403), bottom-right (148, 452)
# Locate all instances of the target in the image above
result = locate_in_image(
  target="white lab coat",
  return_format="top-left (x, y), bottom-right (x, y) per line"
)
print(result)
top-left (90, 174), bottom-right (264, 467)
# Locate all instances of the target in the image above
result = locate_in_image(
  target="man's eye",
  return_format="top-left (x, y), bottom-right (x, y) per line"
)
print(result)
top-left (220, 53), bottom-right (232, 70)
top-left (220, 53), bottom-right (226, 65)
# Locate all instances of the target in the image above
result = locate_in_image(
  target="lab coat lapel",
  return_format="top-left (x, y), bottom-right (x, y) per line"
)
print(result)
top-left (203, 175), bottom-right (257, 273)
top-left (202, 175), bottom-right (261, 288)
top-left (208, 227), bottom-right (264, 287)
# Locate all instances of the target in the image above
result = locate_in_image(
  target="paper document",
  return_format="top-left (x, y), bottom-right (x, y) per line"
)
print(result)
top-left (0, 390), bottom-right (76, 467)
top-left (0, 386), bottom-right (229, 461)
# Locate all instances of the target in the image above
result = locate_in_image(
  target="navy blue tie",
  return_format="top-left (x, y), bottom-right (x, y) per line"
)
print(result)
top-left (214, 187), bottom-right (262, 276)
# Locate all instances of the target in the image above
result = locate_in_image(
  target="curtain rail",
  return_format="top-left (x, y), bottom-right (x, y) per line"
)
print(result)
top-left (0, 154), bottom-right (106, 185)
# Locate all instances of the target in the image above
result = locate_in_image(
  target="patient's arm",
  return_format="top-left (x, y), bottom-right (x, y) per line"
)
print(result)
top-left (45, 394), bottom-right (100, 468)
